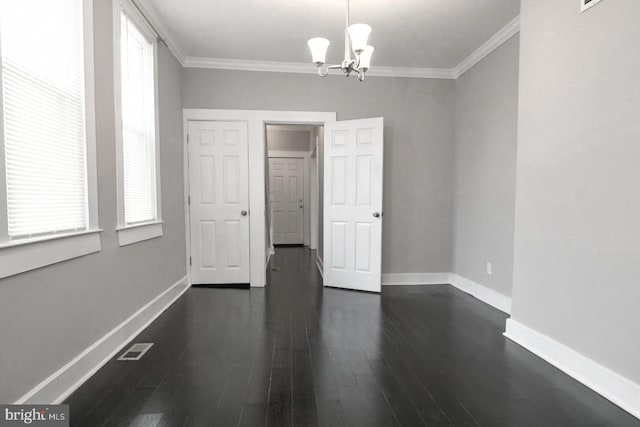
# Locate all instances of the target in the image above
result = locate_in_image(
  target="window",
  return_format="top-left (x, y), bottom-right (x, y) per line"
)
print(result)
top-left (115, 0), bottom-right (162, 246)
top-left (0, 0), bottom-right (100, 279)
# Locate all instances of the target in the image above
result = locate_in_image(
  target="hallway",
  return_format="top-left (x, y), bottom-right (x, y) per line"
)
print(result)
top-left (66, 248), bottom-right (639, 426)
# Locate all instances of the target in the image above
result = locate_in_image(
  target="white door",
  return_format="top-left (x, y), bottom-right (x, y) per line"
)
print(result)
top-left (269, 157), bottom-right (304, 244)
top-left (188, 121), bottom-right (250, 284)
top-left (323, 118), bottom-right (384, 293)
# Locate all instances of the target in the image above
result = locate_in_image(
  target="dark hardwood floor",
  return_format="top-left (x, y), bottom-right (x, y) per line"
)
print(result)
top-left (66, 247), bottom-right (640, 426)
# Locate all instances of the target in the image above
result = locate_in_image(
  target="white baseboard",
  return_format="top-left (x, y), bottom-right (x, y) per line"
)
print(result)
top-left (316, 255), bottom-right (324, 279)
top-left (380, 272), bottom-right (511, 314)
top-left (505, 319), bottom-right (640, 420)
top-left (449, 274), bottom-right (512, 314)
top-left (266, 246), bottom-right (275, 266)
top-left (15, 275), bottom-right (190, 405)
top-left (382, 272), bottom-right (451, 286)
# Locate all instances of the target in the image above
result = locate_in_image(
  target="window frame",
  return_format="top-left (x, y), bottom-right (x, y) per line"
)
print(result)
top-left (113, 0), bottom-right (163, 246)
top-left (0, 0), bottom-right (101, 279)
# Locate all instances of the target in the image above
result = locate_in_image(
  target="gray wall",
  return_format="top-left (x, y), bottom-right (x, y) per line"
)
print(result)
top-left (452, 36), bottom-right (519, 296)
top-left (511, 0), bottom-right (640, 383)
top-left (266, 128), bottom-right (312, 152)
top-left (0, 0), bottom-right (186, 403)
top-left (182, 69), bottom-right (455, 274)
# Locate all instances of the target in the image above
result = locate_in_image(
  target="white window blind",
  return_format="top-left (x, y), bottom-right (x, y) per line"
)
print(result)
top-left (120, 11), bottom-right (157, 225)
top-left (0, 0), bottom-right (88, 239)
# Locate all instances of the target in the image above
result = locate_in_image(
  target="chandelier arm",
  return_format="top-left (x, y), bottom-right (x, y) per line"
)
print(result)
top-left (317, 64), bottom-right (344, 77)
top-left (317, 67), bottom-right (330, 77)
top-left (309, 0), bottom-right (371, 81)
top-left (350, 64), bottom-right (366, 82)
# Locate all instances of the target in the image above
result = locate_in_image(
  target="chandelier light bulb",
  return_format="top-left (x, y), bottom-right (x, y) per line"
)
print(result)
top-left (347, 23), bottom-right (372, 53)
top-left (359, 45), bottom-right (374, 71)
top-left (307, 37), bottom-right (330, 65)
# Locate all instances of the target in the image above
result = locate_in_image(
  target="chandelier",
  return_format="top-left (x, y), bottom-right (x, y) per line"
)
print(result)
top-left (307, 0), bottom-right (374, 82)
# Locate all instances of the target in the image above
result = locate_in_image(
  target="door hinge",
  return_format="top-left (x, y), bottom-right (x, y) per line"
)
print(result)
top-left (189, 256), bottom-right (192, 266)
top-left (188, 195), bottom-right (191, 205)
top-left (186, 133), bottom-right (189, 144)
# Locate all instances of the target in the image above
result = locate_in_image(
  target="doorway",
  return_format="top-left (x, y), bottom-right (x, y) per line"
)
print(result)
top-left (183, 109), bottom-right (384, 292)
top-left (269, 157), bottom-right (305, 245)
top-left (265, 124), bottom-right (322, 252)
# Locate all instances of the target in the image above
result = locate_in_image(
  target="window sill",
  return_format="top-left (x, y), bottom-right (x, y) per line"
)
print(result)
top-left (117, 221), bottom-right (163, 246)
top-left (0, 229), bottom-right (102, 279)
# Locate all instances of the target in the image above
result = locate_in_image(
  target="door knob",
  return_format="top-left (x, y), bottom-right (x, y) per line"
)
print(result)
top-left (241, 210), bottom-right (248, 216)
top-left (373, 212), bottom-right (381, 218)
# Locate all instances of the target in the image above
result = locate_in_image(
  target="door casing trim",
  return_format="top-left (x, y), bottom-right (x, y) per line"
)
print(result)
top-left (183, 109), bottom-right (336, 287)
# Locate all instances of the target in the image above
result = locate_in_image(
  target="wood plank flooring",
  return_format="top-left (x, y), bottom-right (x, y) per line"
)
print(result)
top-left (65, 247), bottom-right (640, 426)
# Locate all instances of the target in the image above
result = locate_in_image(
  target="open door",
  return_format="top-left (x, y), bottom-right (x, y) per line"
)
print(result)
top-left (323, 117), bottom-right (383, 293)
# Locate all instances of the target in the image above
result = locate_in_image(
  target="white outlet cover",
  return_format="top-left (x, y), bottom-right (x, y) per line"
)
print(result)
top-left (486, 263), bottom-right (492, 275)
top-left (581, 0), bottom-right (603, 12)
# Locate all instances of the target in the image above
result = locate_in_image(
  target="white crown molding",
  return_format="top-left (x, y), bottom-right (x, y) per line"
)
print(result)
top-left (181, 16), bottom-right (519, 79)
top-left (138, 6), bottom-right (519, 80)
top-left (133, 0), bottom-right (187, 64)
top-left (505, 319), bottom-right (640, 420)
top-left (184, 57), bottom-right (310, 73)
top-left (453, 15), bottom-right (521, 78)
top-left (183, 56), bottom-right (457, 79)
top-left (369, 65), bottom-right (456, 80)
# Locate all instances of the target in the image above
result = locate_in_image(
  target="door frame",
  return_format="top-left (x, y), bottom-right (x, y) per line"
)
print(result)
top-left (267, 151), bottom-right (311, 247)
top-left (183, 109), bottom-right (336, 287)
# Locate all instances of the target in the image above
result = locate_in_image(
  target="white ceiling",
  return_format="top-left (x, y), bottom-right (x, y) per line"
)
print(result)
top-left (146, 0), bottom-right (520, 70)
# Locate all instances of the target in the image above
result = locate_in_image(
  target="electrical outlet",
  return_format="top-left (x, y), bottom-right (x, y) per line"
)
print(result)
top-left (486, 262), bottom-right (492, 275)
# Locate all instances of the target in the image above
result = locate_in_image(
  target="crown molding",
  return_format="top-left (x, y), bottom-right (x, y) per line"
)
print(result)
top-left (184, 57), bottom-right (313, 73)
top-left (453, 15), bottom-right (520, 79)
top-left (368, 65), bottom-right (456, 80)
top-left (140, 6), bottom-right (519, 81)
top-left (183, 57), bottom-right (457, 79)
top-left (133, 0), bottom-right (187, 64)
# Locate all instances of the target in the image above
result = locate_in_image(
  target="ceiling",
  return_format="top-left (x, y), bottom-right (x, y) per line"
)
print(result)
top-left (147, 0), bottom-right (520, 70)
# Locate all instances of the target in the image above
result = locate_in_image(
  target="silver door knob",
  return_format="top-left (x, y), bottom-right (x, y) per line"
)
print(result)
top-left (373, 212), bottom-right (381, 218)
top-left (241, 210), bottom-right (248, 216)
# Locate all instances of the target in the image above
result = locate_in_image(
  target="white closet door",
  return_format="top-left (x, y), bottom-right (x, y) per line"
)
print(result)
top-left (188, 121), bottom-right (250, 284)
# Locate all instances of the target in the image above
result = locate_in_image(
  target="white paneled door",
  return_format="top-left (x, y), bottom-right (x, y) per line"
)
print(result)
top-left (324, 118), bottom-right (384, 293)
top-left (188, 121), bottom-right (250, 284)
top-left (269, 157), bottom-right (304, 245)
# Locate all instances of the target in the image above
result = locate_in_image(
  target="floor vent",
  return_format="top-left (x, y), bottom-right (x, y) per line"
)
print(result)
top-left (117, 343), bottom-right (153, 361)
